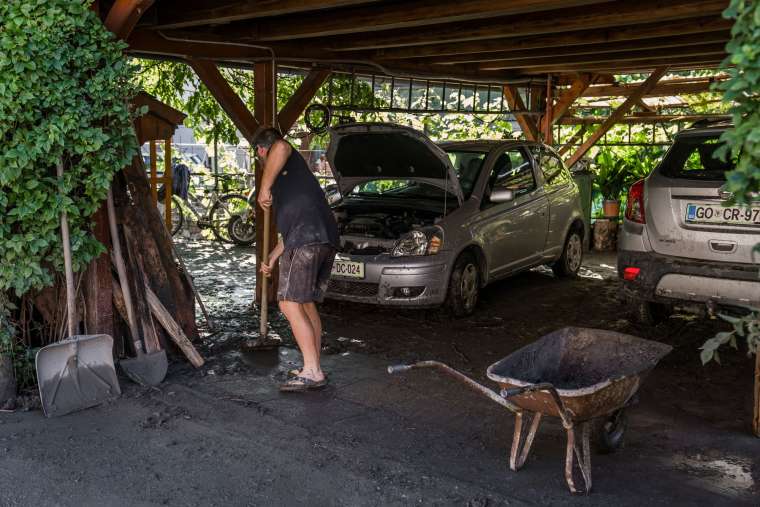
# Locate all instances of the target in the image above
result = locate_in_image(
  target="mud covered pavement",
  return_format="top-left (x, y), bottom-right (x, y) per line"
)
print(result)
top-left (1, 240), bottom-right (758, 506)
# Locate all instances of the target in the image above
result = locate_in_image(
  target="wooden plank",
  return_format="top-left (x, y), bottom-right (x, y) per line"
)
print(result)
top-left (521, 57), bottom-right (723, 74)
top-left (83, 208), bottom-right (114, 337)
top-left (543, 76), bottom-right (553, 144)
top-left (164, 138), bottom-right (173, 231)
top-left (421, 32), bottom-right (730, 65)
top-left (152, 0), bottom-right (381, 30)
top-left (565, 67), bottom-right (667, 168)
top-left (188, 58), bottom-right (260, 142)
top-left (583, 77), bottom-right (728, 98)
top-left (232, 0), bottom-right (612, 41)
top-left (104, 0), bottom-right (155, 40)
top-left (144, 283), bottom-right (204, 368)
top-left (542, 74), bottom-right (591, 133)
top-left (503, 86), bottom-right (538, 141)
top-left (369, 16), bottom-right (732, 60)
top-left (559, 114), bottom-right (731, 125)
top-left (254, 61), bottom-right (279, 305)
top-left (301, 0), bottom-right (727, 51)
top-left (277, 69), bottom-right (331, 133)
top-left (149, 140), bottom-right (157, 204)
top-left (479, 42), bottom-right (726, 70)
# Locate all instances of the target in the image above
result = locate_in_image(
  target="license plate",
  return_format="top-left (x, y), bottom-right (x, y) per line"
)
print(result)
top-left (331, 258), bottom-right (365, 279)
top-left (685, 203), bottom-right (760, 226)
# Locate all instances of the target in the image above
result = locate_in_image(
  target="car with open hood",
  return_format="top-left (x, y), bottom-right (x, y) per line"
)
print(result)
top-left (324, 123), bottom-right (585, 316)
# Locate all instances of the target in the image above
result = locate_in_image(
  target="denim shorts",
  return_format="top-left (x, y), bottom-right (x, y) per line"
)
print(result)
top-left (277, 243), bottom-right (336, 303)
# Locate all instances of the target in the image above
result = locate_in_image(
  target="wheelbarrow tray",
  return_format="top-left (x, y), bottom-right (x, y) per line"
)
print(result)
top-left (486, 327), bottom-right (672, 421)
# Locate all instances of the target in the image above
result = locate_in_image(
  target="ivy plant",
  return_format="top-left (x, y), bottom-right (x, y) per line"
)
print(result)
top-left (0, 0), bottom-right (140, 297)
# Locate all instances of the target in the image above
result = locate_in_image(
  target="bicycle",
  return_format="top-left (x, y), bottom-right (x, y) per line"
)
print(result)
top-left (158, 172), bottom-right (257, 246)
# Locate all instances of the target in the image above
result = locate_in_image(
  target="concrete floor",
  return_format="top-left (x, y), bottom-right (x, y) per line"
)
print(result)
top-left (1, 243), bottom-right (757, 506)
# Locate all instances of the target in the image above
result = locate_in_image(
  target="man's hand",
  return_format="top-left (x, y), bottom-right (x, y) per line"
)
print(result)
top-left (257, 186), bottom-right (272, 210)
top-left (260, 260), bottom-right (274, 277)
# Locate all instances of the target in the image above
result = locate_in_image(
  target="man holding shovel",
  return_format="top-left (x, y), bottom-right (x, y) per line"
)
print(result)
top-left (255, 128), bottom-right (340, 392)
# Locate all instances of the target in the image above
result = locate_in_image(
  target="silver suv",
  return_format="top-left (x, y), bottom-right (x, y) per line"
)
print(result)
top-left (325, 123), bottom-right (585, 316)
top-left (618, 121), bottom-right (760, 323)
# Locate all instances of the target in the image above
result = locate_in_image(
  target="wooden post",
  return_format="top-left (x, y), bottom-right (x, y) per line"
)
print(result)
top-left (254, 61), bottom-right (278, 305)
top-left (149, 140), bottom-right (158, 204)
top-left (566, 67), bottom-right (668, 168)
top-left (164, 137), bottom-right (173, 231)
top-left (754, 351), bottom-right (759, 437)
top-left (543, 75), bottom-right (553, 144)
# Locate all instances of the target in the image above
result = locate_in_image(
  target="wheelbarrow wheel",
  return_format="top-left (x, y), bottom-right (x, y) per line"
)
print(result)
top-left (593, 408), bottom-right (627, 454)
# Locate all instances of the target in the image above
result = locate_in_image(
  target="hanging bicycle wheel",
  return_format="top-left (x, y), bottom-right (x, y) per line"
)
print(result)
top-left (157, 195), bottom-right (184, 236)
top-left (208, 193), bottom-right (256, 245)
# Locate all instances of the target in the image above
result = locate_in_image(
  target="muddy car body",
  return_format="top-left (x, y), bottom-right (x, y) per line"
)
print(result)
top-left (323, 123), bottom-right (585, 315)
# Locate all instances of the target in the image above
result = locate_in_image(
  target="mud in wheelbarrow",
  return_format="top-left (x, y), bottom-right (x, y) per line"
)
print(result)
top-left (388, 327), bottom-right (672, 494)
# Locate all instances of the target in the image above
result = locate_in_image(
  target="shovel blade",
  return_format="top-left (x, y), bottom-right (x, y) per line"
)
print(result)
top-left (120, 350), bottom-right (168, 387)
top-left (35, 334), bottom-right (121, 418)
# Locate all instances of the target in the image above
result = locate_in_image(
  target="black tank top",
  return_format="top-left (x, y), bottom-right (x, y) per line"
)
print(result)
top-left (270, 148), bottom-right (340, 250)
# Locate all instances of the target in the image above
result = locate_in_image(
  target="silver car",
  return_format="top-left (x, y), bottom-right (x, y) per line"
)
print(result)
top-left (618, 120), bottom-right (760, 324)
top-left (324, 123), bottom-right (585, 316)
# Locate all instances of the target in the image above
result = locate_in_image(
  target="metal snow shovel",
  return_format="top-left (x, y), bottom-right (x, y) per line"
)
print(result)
top-left (108, 189), bottom-right (167, 386)
top-left (36, 162), bottom-right (121, 418)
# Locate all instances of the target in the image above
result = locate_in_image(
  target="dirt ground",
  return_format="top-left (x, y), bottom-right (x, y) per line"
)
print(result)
top-left (1, 239), bottom-right (758, 506)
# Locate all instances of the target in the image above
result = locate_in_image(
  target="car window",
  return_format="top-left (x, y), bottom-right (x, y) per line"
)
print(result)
top-left (487, 148), bottom-right (535, 200)
top-left (530, 145), bottom-right (571, 189)
top-left (660, 135), bottom-right (735, 180)
top-left (445, 150), bottom-right (487, 199)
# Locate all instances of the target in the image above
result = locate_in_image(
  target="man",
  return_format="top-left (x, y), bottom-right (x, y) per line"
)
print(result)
top-left (255, 128), bottom-right (340, 392)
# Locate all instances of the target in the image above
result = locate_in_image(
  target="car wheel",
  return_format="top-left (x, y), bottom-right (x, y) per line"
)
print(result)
top-left (633, 300), bottom-right (671, 326)
top-left (446, 252), bottom-right (480, 317)
top-left (552, 230), bottom-right (583, 278)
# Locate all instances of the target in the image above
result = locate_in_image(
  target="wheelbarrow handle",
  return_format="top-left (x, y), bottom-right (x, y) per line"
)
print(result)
top-left (501, 383), bottom-right (574, 429)
top-left (387, 364), bottom-right (415, 374)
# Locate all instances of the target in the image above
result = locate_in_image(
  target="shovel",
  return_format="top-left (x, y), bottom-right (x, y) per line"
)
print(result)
top-left (108, 188), bottom-right (167, 386)
top-left (35, 161), bottom-right (121, 418)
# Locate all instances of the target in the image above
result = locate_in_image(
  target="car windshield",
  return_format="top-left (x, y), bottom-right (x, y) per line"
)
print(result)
top-left (347, 180), bottom-right (452, 201)
top-left (660, 135), bottom-right (736, 180)
top-left (445, 150), bottom-right (487, 198)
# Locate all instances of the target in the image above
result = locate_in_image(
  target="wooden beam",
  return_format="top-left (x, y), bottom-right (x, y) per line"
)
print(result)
top-left (558, 125), bottom-right (587, 156)
top-left (151, 0), bottom-right (381, 30)
top-left (369, 16), bottom-right (732, 60)
top-left (558, 113), bottom-right (731, 125)
top-left (517, 57), bottom-right (723, 74)
top-left (188, 58), bottom-right (260, 142)
top-left (479, 43), bottom-right (726, 70)
top-left (583, 76), bottom-right (729, 97)
top-left (300, 0), bottom-right (727, 51)
top-left (277, 69), bottom-right (330, 133)
top-left (541, 74), bottom-right (591, 133)
top-left (566, 67), bottom-right (667, 168)
top-left (422, 32), bottom-right (729, 65)
top-left (228, 0), bottom-right (612, 41)
top-left (104, 0), bottom-right (155, 40)
top-left (503, 86), bottom-right (538, 141)
top-left (254, 62), bottom-right (279, 305)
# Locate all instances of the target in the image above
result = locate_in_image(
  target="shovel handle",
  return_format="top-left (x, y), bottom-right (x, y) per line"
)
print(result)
top-left (57, 161), bottom-right (77, 337)
top-left (259, 207), bottom-right (270, 337)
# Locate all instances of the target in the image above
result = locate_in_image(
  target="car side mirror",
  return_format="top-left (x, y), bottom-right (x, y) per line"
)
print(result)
top-left (490, 188), bottom-right (515, 203)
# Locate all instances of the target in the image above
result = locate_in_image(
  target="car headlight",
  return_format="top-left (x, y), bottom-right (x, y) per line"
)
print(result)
top-left (392, 227), bottom-right (444, 257)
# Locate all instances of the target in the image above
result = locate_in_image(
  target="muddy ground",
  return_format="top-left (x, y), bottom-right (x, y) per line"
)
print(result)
top-left (1, 239), bottom-right (758, 506)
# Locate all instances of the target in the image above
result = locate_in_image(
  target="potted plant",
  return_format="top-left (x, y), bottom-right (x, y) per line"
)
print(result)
top-left (593, 151), bottom-right (630, 218)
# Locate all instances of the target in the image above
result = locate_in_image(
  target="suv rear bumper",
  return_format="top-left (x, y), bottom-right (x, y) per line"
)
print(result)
top-left (618, 250), bottom-right (760, 307)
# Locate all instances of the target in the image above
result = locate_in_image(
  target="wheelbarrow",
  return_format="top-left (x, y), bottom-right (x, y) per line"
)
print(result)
top-left (388, 327), bottom-right (672, 494)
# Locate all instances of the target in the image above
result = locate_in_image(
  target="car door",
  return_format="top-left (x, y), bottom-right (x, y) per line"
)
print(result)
top-left (531, 145), bottom-right (577, 258)
top-left (474, 146), bottom-right (549, 276)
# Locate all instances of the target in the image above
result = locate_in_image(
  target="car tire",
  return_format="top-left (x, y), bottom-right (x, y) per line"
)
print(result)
top-left (552, 230), bottom-right (583, 278)
top-left (633, 300), bottom-right (671, 326)
top-left (446, 252), bottom-right (480, 317)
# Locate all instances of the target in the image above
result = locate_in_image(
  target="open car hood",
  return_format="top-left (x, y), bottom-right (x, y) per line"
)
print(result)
top-left (326, 123), bottom-right (463, 205)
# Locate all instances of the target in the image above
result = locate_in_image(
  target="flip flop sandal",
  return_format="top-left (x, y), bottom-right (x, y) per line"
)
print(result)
top-left (287, 368), bottom-right (329, 380)
top-left (279, 375), bottom-right (328, 392)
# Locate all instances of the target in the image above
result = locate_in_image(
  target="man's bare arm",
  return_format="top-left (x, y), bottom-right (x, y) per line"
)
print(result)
top-left (261, 140), bottom-right (291, 191)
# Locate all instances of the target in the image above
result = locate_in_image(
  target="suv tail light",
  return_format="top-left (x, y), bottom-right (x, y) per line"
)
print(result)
top-left (625, 179), bottom-right (646, 224)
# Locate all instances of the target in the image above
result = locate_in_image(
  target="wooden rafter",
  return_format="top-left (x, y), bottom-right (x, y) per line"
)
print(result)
top-left (503, 86), bottom-right (538, 141)
top-left (558, 126), bottom-right (587, 156)
top-left (291, 0), bottom-right (727, 51)
top-left (583, 76), bottom-right (728, 98)
top-left (369, 16), bottom-right (731, 60)
top-left (558, 114), bottom-right (730, 125)
top-left (277, 69), bottom-right (331, 133)
top-left (105, 0), bottom-right (155, 39)
top-left (565, 67), bottom-right (668, 167)
top-left (215, 0), bottom-right (612, 41)
top-left (188, 58), bottom-right (260, 142)
top-left (540, 74), bottom-right (592, 133)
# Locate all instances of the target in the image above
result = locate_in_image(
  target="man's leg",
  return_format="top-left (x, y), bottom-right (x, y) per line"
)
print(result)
top-left (303, 302), bottom-right (322, 362)
top-left (279, 300), bottom-right (324, 381)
